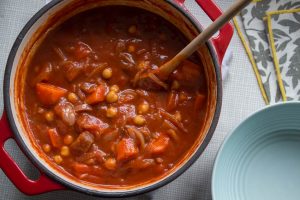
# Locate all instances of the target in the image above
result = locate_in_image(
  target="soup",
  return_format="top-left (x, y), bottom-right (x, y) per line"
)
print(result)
top-left (23, 6), bottom-right (207, 186)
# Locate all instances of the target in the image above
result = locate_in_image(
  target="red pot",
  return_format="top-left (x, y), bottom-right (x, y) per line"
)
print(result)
top-left (1, 0), bottom-right (232, 197)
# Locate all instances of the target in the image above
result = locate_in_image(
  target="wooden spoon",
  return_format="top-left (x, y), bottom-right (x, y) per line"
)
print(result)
top-left (136, 0), bottom-right (252, 89)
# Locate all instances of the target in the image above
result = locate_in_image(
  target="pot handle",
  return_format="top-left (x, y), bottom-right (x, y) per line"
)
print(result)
top-left (0, 112), bottom-right (64, 195)
top-left (175, 0), bottom-right (233, 65)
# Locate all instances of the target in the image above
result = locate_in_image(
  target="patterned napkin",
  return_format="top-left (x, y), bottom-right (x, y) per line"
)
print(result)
top-left (267, 9), bottom-right (300, 101)
top-left (235, 0), bottom-right (300, 104)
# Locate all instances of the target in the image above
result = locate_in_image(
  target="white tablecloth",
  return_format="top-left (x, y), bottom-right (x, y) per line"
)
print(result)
top-left (0, 0), bottom-right (264, 199)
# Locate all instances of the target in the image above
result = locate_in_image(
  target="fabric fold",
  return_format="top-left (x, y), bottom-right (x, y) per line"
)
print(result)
top-left (237, 0), bottom-right (300, 104)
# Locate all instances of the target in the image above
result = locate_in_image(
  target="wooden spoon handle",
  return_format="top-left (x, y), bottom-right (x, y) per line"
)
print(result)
top-left (158, 0), bottom-right (252, 78)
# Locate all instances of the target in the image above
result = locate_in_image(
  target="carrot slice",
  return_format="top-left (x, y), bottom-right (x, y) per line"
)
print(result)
top-left (146, 134), bottom-right (170, 155)
top-left (116, 138), bottom-right (139, 162)
top-left (73, 162), bottom-right (91, 174)
top-left (194, 93), bottom-right (206, 110)
top-left (36, 83), bottom-right (67, 105)
top-left (85, 85), bottom-right (105, 105)
top-left (47, 128), bottom-right (62, 148)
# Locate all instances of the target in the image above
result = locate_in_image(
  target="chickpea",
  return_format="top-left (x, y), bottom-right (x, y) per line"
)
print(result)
top-left (102, 68), bottom-right (112, 79)
top-left (138, 60), bottom-right (150, 69)
top-left (45, 111), bottom-right (54, 122)
top-left (128, 25), bottom-right (137, 34)
top-left (128, 45), bottom-right (135, 53)
top-left (60, 146), bottom-right (70, 157)
top-left (42, 144), bottom-right (51, 153)
top-left (171, 80), bottom-right (180, 90)
top-left (110, 85), bottom-right (120, 93)
top-left (68, 92), bottom-right (78, 103)
top-left (104, 158), bottom-right (117, 170)
top-left (63, 135), bottom-right (74, 145)
top-left (138, 102), bottom-right (149, 114)
top-left (133, 115), bottom-right (146, 126)
top-left (106, 91), bottom-right (118, 103)
top-left (106, 107), bottom-right (118, 118)
top-left (54, 155), bottom-right (63, 164)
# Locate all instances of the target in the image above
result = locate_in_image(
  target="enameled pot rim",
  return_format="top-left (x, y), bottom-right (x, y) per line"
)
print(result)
top-left (3, 0), bottom-right (222, 197)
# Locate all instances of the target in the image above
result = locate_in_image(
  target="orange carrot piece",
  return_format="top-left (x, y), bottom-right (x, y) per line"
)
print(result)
top-left (194, 93), bottom-right (206, 110)
top-left (83, 175), bottom-right (103, 183)
top-left (85, 85), bottom-right (105, 105)
top-left (47, 128), bottom-right (62, 148)
top-left (36, 83), bottom-right (67, 105)
top-left (116, 138), bottom-right (139, 162)
top-left (73, 162), bottom-right (91, 174)
top-left (146, 134), bottom-right (170, 155)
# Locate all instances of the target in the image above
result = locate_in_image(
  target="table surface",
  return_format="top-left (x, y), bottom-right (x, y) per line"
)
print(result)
top-left (0, 0), bottom-right (265, 199)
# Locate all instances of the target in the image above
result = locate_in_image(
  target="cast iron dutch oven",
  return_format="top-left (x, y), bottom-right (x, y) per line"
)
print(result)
top-left (0, 0), bottom-right (232, 197)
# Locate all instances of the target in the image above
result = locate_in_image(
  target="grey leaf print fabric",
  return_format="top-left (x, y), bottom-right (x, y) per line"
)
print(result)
top-left (240, 0), bottom-right (300, 104)
top-left (268, 10), bottom-right (300, 101)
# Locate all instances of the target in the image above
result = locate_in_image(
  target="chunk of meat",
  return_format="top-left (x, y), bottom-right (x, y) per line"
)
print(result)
top-left (146, 134), bottom-right (170, 155)
top-left (86, 62), bottom-right (108, 77)
top-left (85, 85), bottom-right (106, 105)
top-left (71, 131), bottom-right (94, 154)
top-left (76, 113), bottom-right (108, 134)
top-left (80, 82), bottom-right (97, 94)
top-left (74, 104), bottom-right (92, 112)
top-left (62, 61), bottom-right (83, 82)
top-left (56, 120), bottom-right (73, 135)
top-left (76, 145), bottom-right (106, 164)
top-left (117, 138), bottom-right (139, 162)
top-left (73, 41), bottom-right (92, 60)
top-left (36, 83), bottom-right (67, 105)
top-left (54, 98), bottom-right (76, 126)
top-left (118, 89), bottom-right (137, 104)
top-left (47, 128), bottom-right (62, 148)
top-left (127, 157), bottom-right (155, 169)
top-left (101, 129), bottom-right (119, 142)
top-left (171, 60), bottom-right (201, 87)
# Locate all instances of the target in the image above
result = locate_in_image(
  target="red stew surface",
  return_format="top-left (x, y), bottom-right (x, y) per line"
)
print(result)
top-left (24, 6), bottom-right (207, 186)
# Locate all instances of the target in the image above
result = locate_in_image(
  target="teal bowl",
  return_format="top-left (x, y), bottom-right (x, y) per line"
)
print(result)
top-left (212, 102), bottom-right (300, 200)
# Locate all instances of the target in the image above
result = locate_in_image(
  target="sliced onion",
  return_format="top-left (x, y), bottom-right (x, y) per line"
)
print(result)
top-left (126, 126), bottom-right (146, 149)
top-left (159, 109), bottom-right (187, 133)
